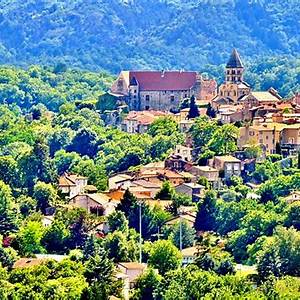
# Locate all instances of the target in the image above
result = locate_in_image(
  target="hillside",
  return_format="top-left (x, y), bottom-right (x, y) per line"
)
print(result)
top-left (0, 0), bottom-right (299, 73)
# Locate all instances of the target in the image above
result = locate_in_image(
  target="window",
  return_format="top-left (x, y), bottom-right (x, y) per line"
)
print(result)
top-left (146, 95), bottom-right (150, 101)
top-left (185, 94), bottom-right (188, 98)
top-left (134, 90), bottom-right (137, 93)
top-left (145, 105), bottom-right (150, 110)
top-left (259, 139), bottom-right (263, 144)
top-left (170, 96), bottom-right (175, 102)
top-left (133, 95), bottom-right (136, 99)
top-left (266, 135), bottom-right (269, 140)
top-left (249, 131), bottom-right (255, 136)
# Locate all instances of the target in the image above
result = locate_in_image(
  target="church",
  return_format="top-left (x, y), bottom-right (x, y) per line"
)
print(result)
top-left (212, 49), bottom-right (251, 108)
top-left (110, 70), bottom-right (217, 112)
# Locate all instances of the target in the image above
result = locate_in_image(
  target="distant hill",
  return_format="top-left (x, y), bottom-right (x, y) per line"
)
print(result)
top-left (0, 0), bottom-right (299, 73)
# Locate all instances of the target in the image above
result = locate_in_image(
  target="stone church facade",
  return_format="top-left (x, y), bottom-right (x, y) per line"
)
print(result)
top-left (110, 70), bottom-right (217, 112)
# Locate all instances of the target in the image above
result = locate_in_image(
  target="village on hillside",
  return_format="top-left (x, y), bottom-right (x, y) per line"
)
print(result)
top-left (3, 49), bottom-right (300, 299)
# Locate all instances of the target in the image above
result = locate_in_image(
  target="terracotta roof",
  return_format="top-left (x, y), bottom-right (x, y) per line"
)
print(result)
top-left (87, 193), bottom-right (112, 205)
top-left (125, 111), bottom-right (167, 126)
top-left (128, 71), bottom-right (197, 91)
top-left (215, 155), bottom-right (241, 163)
top-left (182, 246), bottom-right (197, 257)
top-left (118, 262), bottom-right (147, 270)
top-left (251, 92), bottom-right (281, 102)
top-left (194, 166), bottom-right (218, 172)
top-left (132, 180), bottom-right (161, 189)
top-left (13, 258), bottom-right (45, 269)
top-left (58, 173), bottom-right (87, 187)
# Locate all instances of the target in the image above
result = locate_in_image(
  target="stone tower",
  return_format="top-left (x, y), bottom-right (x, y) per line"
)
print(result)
top-left (225, 49), bottom-right (244, 83)
top-left (129, 76), bottom-right (140, 110)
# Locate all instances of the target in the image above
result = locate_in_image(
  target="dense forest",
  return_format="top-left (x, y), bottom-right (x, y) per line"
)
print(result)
top-left (0, 0), bottom-right (299, 72)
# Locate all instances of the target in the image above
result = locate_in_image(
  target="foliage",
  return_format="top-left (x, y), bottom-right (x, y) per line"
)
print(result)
top-left (148, 240), bottom-right (182, 275)
top-left (257, 227), bottom-right (300, 278)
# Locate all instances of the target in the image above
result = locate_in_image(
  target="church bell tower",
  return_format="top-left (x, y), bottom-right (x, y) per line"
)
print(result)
top-left (225, 49), bottom-right (244, 83)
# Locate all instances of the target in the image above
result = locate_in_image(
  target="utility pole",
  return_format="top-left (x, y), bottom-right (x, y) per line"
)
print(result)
top-left (179, 213), bottom-right (183, 251)
top-left (139, 201), bottom-right (142, 263)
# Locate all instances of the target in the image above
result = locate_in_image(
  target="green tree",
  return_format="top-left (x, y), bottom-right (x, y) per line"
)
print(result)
top-left (132, 268), bottom-right (162, 300)
top-left (170, 220), bottom-right (196, 249)
top-left (107, 210), bottom-right (129, 233)
top-left (41, 220), bottom-right (70, 253)
top-left (187, 95), bottom-right (200, 119)
top-left (148, 240), bottom-right (182, 275)
top-left (0, 181), bottom-right (16, 235)
top-left (285, 202), bottom-right (300, 230)
top-left (194, 190), bottom-right (217, 232)
top-left (148, 117), bottom-right (179, 137)
top-left (33, 181), bottom-right (57, 214)
top-left (18, 221), bottom-right (45, 256)
top-left (208, 124), bottom-right (239, 155)
top-left (155, 181), bottom-right (175, 200)
top-left (190, 116), bottom-right (218, 151)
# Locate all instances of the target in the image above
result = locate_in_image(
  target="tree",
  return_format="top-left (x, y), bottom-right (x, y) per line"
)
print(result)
top-left (148, 240), bottom-right (182, 275)
top-left (170, 220), bottom-right (196, 249)
top-left (155, 181), bottom-right (175, 200)
top-left (41, 220), bottom-right (70, 253)
top-left (33, 181), bottom-right (57, 214)
top-left (107, 211), bottom-right (129, 233)
top-left (206, 103), bottom-right (216, 118)
top-left (68, 128), bottom-right (98, 158)
top-left (0, 156), bottom-right (17, 187)
top-left (285, 202), bottom-right (300, 230)
top-left (18, 221), bottom-right (45, 256)
top-left (83, 235), bottom-right (102, 260)
top-left (148, 117), bottom-right (179, 137)
top-left (208, 124), bottom-right (239, 155)
top-left (190, 116), bottom-right (218, 151)
top-left (0, 181), bottom-right (16, 235)
top-left (132, 268), bottom-right (162, 300)
top-left (194, 190), bottom-right (217, 232)
top-left (104, 230), bottom-right (138, 262)
top-left (187, 95), bottom-right (200, 119)
top-left (117, 189), bottom-right (138, 217)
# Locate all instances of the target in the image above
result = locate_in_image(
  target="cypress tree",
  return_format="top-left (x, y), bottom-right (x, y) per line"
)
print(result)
top-left (188, 95), bottom-right (200, 119)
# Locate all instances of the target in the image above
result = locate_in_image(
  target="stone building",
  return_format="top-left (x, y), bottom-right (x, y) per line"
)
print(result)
top-left (212, 49), bottom-right (251, 108)
top-left (110, 70), bottom-right (216, 112)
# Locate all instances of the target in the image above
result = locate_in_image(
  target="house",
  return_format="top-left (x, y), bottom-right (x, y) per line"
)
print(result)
top-left (122, 110), bottom-right (167, 133)
top-left (69, 193), bottom-right (117, 216)
top-left (108, 174), bottom-right (133, 190)
top-left (130, 180), bottom-right (161, 198)
top-left (189, 165), bottom-right (219, 183)
top-left (42, 215), bottom-right (54, 227)
top-left (176, 182), bottom-right (204, 202)
top-left (174, 145), bottom-right (194, 162)
top-left (239, 122), bottom-right (300, 155)
top-left (110, 70), bottom-right (216, 111)
top-left (117, 263), bottom-right (148, 289)
top-left (218, 104), bottom-right (246, 124)
top-left (165, 154), bottom-right (193, 172)
top-left (165, 212), bottom-right (196, 227)
top-left (140, 161), bottom-right (165, 172)
top-left (139, 168), bottom-right (185, 187)
top-left (58, 173), bottom-right (88, 198)
top-left (239, 89), bottom-right (282, 109)
top-left (211, 155), bottom-right (242, 179)
top-left (13, 255), bottom-right (66, 269)
top-left (182, 246), bottom-right (197, 266)
top-left (283, 191), bottom-right (300, 204)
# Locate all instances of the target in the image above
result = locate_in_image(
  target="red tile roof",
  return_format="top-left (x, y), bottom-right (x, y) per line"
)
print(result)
top-left (129, 71), bottom-right (197, 91)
